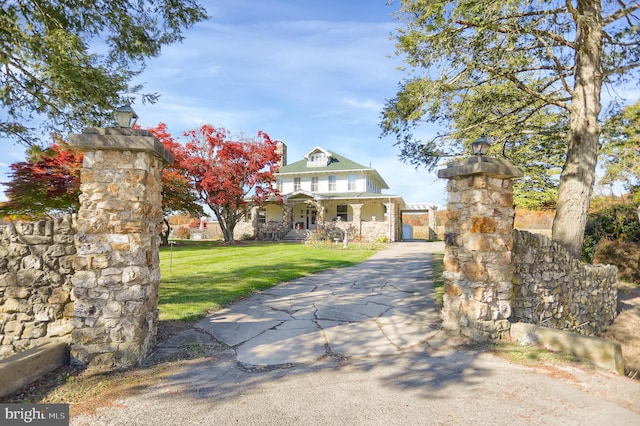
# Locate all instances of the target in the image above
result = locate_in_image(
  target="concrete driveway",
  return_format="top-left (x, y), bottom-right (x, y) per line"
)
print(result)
top-left (71, 242), bottom-right (640, 425)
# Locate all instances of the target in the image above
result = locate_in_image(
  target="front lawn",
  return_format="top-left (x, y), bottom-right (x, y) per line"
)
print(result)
top-left (158, 240), bottom-right (380, 322)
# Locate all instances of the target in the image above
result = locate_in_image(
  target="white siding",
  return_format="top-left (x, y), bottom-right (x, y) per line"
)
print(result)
top-left (279, 172), bottom-right (376, 194)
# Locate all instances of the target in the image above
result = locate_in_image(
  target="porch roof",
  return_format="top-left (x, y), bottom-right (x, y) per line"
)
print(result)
top-left (284, 190), bottom-right (404, 204)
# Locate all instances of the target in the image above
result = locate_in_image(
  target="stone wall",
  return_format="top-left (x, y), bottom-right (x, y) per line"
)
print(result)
top-left (512, 230), bottom-right (618, 335)
top-left (359, 221), bottom-right (392, 242)
top-left (0, 217), bottom-right (76, 359)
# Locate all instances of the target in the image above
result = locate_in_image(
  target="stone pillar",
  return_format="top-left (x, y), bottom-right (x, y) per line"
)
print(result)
top-left (385, 201), bottom-right (396, 242)
top-left (437, 156), bottom-right (523, 339)
top-left (428, 207), bottom-right (438, 241)
top-left (351, 203), bottom-right (363, 223)
top-left (68, 128), bottom-right (173, 367)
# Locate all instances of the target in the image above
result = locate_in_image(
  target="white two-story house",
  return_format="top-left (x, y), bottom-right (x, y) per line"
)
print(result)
top-left (234, 144), bottom-right (407, 242)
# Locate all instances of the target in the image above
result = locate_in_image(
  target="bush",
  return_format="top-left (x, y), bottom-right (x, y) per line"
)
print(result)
top-left (175, 227), bottom-right (191, 239)
top-left (582, 202), bottom-right (640, 262)
top-left (592, 239), bottom-right (640, 283)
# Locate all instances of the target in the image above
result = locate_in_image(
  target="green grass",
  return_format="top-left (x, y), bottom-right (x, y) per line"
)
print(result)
top-left (159, 240), bottom-right (380, 322)
top-left (431, 251), bottom-right (444, 307)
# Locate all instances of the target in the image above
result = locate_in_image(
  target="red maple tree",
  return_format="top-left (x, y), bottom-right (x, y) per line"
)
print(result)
top-left (181, 124), bottom-right (281, 242)
top-left (0, 139), bottom-right (83, 219)
top-left (147, 123), bottom-right (204, 244)
top-left (1, 125), bottom-right (203, 242)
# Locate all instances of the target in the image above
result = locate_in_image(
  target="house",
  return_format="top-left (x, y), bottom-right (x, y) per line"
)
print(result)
top-left (235, 143), bottom-right (422, 242)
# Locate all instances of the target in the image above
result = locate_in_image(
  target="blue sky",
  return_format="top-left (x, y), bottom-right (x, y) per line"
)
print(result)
top-left (0, 0), bottom-right (448, 206)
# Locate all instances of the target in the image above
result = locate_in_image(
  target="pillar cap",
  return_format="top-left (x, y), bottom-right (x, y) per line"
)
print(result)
top-left (437, 156), bottom-right (523, 179)
top-left (69, 128), bottom-right (173, 165)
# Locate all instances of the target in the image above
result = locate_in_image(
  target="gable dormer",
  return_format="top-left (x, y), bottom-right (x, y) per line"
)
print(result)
top-left (304, 147), bottom-right (333, 167)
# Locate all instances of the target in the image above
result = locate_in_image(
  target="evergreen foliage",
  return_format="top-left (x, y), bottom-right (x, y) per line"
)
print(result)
top-left (0, 0), bottom-right (207, 145)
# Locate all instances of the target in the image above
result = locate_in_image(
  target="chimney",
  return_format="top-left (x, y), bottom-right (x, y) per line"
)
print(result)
top-left (276, 142), bottom-right (287, 167)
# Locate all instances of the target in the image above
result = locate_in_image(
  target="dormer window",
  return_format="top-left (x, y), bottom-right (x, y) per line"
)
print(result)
top-left (308, 153), bottom-right (327, 167)
top-left (304, 147), bottom-right (333, 167)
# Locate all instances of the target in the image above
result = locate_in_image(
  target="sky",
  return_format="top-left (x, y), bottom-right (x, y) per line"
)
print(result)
top-left (0, 0), bottom-right (448, 207)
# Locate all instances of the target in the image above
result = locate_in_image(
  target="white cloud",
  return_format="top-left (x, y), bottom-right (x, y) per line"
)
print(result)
top-left (340, 97), bottom-right (383, 111)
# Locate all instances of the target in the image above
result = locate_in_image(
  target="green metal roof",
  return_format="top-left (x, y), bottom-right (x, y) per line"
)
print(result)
top-left (278, 150), bottom-right (369, 173)
top-left (277, 149), bottom-right (389, 189)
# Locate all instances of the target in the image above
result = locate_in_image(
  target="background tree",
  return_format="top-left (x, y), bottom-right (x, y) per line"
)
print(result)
top-left (181, 125), bottom-right (281, 243)
top-left (416, 81), bottom-right (567, 209)
top-left (1, 1), bottom-right (207, 145)
top-left (599, 100), bottom-right (640, 202)
top-left (381, 0), bottom-right (640, 255)
top-left (0, 140), bottom-right (83, 219)
top-left (147, 123), bottom-right (204, 244)
top-left (0, 124), bottom-right (202, 243)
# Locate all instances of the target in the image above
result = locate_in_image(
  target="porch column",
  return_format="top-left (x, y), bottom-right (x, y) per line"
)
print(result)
top-left (282, 205), bottom-right (293, 230)
top-left (350, 203), bottom-right (363, 238)
top-left (384, 201), bottom-right (397, 242)
top-left (428, 207), bottom-right (438, 241)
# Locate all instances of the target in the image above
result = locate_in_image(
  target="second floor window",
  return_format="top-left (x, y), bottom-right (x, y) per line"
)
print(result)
top-left (328, 175), bottom-right (336, 191)
top-left (308, 153), bottom-right (326, 166)
top-left (276, 178), bottom-right (283, 192)
top-left (311, 177), bottom-right (318, 192)
top-left (348, 174), bottom-right (356, 191)
top-left (294, 177), bottom-right (301, 190)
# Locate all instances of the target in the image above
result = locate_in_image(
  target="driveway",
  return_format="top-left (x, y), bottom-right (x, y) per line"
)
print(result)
top-left (72, 242), bottom-right (640, 425)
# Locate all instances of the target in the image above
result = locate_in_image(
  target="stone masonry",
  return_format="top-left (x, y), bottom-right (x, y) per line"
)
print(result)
top-left (512, 229), bottom-right (617, 335)
top-left (68, 128), bottom-right (172, 367)
top-left (0, 217), bottom-right (76, 359)
top-left (437, 156), bottom-right (523, 339)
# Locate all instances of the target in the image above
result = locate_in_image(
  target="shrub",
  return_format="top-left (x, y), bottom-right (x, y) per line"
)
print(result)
top-left (592, 239), bottom-right (640, 283)
top-left (175, 227), bottom-right (191, 239)
top-left (582, 202), bottom-right (640, 262)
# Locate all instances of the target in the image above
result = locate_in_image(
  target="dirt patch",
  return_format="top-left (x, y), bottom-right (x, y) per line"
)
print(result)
top-left (0, 320), bottom-right (209, 408)
top-left (600, 281), bottom-right (640, 379)
top-left (156, 319), bottom-right (197, 342)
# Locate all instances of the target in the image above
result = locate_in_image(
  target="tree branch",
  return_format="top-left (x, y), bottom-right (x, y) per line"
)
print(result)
top-left (603, 1), bottom-right (640, 25)
top-left (603, 61), bottom-right (640, 77)
top-left (500, 71), bottom-right (570, 111)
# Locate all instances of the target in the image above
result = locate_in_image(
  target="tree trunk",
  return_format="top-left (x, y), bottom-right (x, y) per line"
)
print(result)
top-left (160, 217), bottom-right (171, 246)
top-left (212, 206), bottom-right (236, 242)
top-left (552, 0), bottom-right (603, 258)
top-left (224, 213), bottom-right (236, 243)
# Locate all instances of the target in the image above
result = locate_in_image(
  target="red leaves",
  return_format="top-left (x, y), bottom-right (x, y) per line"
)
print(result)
top-left (180, 124), bottom-right (282, 241)
top-left (1, 122), bottom-right (281, 236)
top-left (1, 139), bottom-right (84, 218)
top-left (147, 123), bottom-right (203, 218)
top-left (181, 124), bottom-right (281, 205)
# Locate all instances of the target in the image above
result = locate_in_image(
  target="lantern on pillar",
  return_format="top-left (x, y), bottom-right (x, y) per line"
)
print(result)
top-left (472, 135), bottom-right (492, 156)
top-left (114, 105), bottom-right (139, 128)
